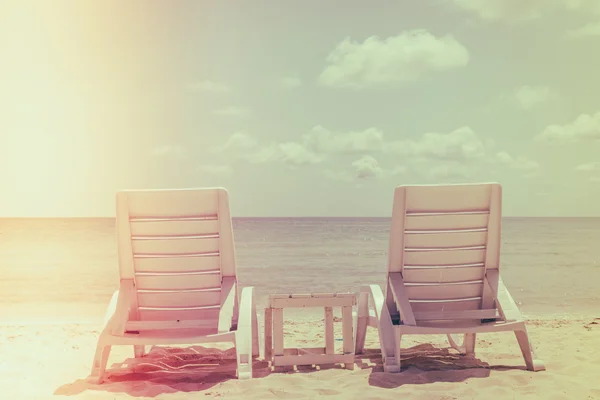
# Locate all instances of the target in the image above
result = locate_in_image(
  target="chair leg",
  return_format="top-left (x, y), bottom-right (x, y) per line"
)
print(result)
top-left (133, 345), bottom-right (145, 358)
top-left (89, 340), bottom-right (112, 384)
top-left (447, 333), bottom-right (476, 355)
top-left (252, 308), bottom-right (260, 358)
top-left (514, 327), bottom-right (545, 371)
top-left (355, 292), bottom-right (369, 354)
top-left (464, 333), bottom-right (476, 356)
top-left (235, 331), bottom-right (253, 380)
top-left (264, 308), bottom-right (273, 363)
top-left (392, 331), bottom-right (402, 373)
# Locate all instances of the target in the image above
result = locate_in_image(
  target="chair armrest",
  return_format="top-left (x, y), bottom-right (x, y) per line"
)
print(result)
top-left (219, 276), bottom-right (237, 333)
top-left (388, 273), bottom-right (416, 326)
top-left (104, 279), bottom-right (135, 336)
top-left (237, 286), bottom-right (256, 347)
top-left (486, 270), bottom-right (523, 323)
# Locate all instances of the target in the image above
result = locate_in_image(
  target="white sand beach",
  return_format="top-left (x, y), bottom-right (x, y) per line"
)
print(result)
top-left (1, 217), bottom-right (600, 399)
top-left (1, 308), bottom-right (599, 399)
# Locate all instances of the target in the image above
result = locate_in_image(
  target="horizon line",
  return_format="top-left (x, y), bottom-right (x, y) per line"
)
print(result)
top-left (1, 215), bottom-right (600, 219)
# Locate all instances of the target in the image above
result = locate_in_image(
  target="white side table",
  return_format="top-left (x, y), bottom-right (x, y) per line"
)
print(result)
top-left (264, 293), bottom-right (356, 370)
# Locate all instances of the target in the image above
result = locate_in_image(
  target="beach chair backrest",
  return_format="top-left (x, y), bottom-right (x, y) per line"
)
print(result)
top-left (388, 183), bottom-right (502, 315)
top-left (115, 187), bottom-right (236, 322)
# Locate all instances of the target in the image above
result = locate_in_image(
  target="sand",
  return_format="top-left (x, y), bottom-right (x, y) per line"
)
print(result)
top-left (1, 312), bottom-right (599, 400)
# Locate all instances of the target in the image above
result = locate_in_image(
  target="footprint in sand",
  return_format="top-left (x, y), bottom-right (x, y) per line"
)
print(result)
top-left (583, 319), bottom-right (598, 331)
top-left (317, 388), bottom-right (342, 396)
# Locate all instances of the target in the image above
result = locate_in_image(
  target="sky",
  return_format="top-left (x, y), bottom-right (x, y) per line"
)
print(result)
top-left (1, 0), bottom-right (599, 217)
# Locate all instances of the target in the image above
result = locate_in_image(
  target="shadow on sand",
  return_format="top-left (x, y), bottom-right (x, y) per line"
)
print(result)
top-left (55, 343), bottom-right (527, 396)
top-left (55, 345), bottom-right (268, 398)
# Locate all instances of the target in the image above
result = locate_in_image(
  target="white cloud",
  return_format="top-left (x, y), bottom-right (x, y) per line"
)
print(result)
top-left (574, 161), bottom-right (600, 172)
top-left (323, 169), bottom-right (354, 182)
top-left (318, 30), bottom-right (470, 89)
top-left (215, 127), bottom-right (389, 174)
top-left (197, 164), bottom-right (233, 175)
top-left (574, 161), bottom-right (600, 182)
top-left (151, 145), bottom-right (186, 158)
top-left (217, 125), bottom-right (385, 163)
top-left (449, 0), bottom-right (553, 21)
top-left (426, 163), bottom-right (474, 180)
top-left (513, 85), bottom-right (556, 110)
top-left (280, 76), bottom-right (302, 89)
top-left (564, 0), bottom-right (600, 14)
top-left (212, 106), bottom-right (251, 118)
top-left (213, 131), bottom-right (258, 153)
top-left (566, 22), bottom-right (600, 38)
top-left (248, 142), bottom-right (325, 166)
top-left (302, 125), bottom-right (385, 154)
top-left (352, 155), bottom-right (383, 179)
top-left (449, 0), bottom-right (600, 21)
top-left (214, 126), bottom-right (539, 183)
top-left (495, 151), bottom-right (541, 177)
top-left (386, 126), bottom-right (486, 162)
top-left (188, 80), bottom-right (231, 94)
top-left (535, 111), bottom-right (600, 143)
top-left (215, 132), bottom-right (326, 166)
top-left (388, 128), bottom-right (539, 180)
top-left (325, 156), bottom-right (406, 182)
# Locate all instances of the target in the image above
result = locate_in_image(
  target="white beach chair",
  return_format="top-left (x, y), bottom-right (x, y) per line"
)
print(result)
top-left (355, 183), bottom-right (545, 372)
top-left (89, 187), bottom-right (259, 383)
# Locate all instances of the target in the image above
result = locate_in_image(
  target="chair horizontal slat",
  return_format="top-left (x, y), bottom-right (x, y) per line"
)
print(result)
top-left (404, 248), bottom-right (485, 266)
top-left (137, 288), bottom-right (222, 308)
top-left (404, 213), bottom-right (489, 231)
top-left (404, 282), bottom-right (484, 300)
top-left (403, 265), bottom-right (485, 284)
top-left (404, 230), bottom-right (487, 249)
top-left (135, 271), bottom-right (221, 290)
top-left (404, 184), bottom-right (494, 213)
top-left (413, 309), bottom-right (499, 321)
top-left (136, 306), bottom-right (221, 322)
top-left (125, 188), bottom-right (221, 218)
top-left (132, 237), bottom-right (219, 255)
top-left (130, 218), bottom-right (220, 237)
top-left (410, 298), bottom-right (482, 313)
top-left (125, 319), bottom-right (219, 331)
top-left (134, 255), bottom-right (220, 273)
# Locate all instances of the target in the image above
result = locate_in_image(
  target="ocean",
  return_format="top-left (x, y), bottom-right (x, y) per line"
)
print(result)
top-left (0, 217), bottom-right (599, 321)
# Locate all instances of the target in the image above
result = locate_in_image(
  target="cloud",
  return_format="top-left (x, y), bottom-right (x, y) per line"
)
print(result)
top-left (325, 156), bottom-right (406, 182)
top-left (318, 30), bottom-right (469, 89)
top-left (352, 155), bottom-right (383, 179)
top-left (151, 145), bottom-right (186, 158)
top-left (535, 111), bottom-right (600, 143)
top-left (387, 128), bottom-right (539, 180)
top-left (449, 0), bottom-right (600, 21)
top-left (495, 151), bottom-right (541, 177)
top-left (214, 126), bottom-right (538, 182)
top-left (302, 126), bottom-right (385, 154)
top-left (213, 131), bottom-right (258, 153)
top-left (513, 85), bottom-right (556, 110)
top-left (426, 163), bottom-right (474, 180)
top-left (574, 161), bottom-right (600, 182)
top-left (566, 22), bottom-right (600, 38)
top-left (385, 126), bottom-right (486, 162)
top-left (564, 0), bottom-right (600, 14)
top-left (215, 127), bottom-right (388, 173)
top-left (574, 161), bottom-right (600, 172)
top-left (188, 80), bottom-right (231, 94)
top-left (248, 142), bottom-right (325, 166)
top-left (197, 164), bottom-right (233, 175)
top-left (448, 0), bottom-right (553, 21)
top-left (212, 106), bottom-right (251, 118)
top-left (280, 76), bottom-right (302, 89)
